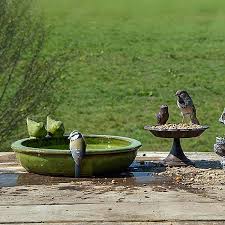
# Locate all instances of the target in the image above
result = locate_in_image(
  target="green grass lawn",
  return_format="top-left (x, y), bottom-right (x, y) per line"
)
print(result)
top-left (38, 0), bottom-right (225, 151)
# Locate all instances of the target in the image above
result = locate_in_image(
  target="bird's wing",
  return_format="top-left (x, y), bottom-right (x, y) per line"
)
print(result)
top-left (184, 96), bottom-right (194, 107)
top-left (156, 113), bottom-right (161, 123)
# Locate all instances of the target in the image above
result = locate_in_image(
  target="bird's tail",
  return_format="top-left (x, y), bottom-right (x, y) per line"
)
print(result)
top-left (191, 115), bottom-right (200, 125)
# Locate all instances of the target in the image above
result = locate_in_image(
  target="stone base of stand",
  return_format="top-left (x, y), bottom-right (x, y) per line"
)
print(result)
top-left (161, 138), bottom-right (195, 167)
top-left (162, 153), bottom-right (194, 167)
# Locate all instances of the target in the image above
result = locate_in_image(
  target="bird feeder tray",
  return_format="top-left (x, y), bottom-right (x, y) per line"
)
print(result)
top-left (144, 125), bottom-right (208, 138)
top-left (144, 125), bottom-right (209, 166)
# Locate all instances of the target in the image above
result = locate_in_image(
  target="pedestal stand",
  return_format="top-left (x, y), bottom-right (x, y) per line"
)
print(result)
top-left (163, 138), bottom-right (194, 166)
top-left (144, 125), bottom-right (209, 167)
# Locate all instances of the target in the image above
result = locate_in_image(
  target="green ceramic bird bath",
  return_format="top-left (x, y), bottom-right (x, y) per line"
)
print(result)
top-left (11, 135), bottom-right (142, 177)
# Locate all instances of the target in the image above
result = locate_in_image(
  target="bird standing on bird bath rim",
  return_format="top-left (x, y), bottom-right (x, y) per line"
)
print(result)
top-left (68, 131), bottom-right (86, 178)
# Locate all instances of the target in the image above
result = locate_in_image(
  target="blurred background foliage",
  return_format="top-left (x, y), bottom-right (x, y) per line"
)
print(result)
top-left (0, 0), bottom-right (74, 150)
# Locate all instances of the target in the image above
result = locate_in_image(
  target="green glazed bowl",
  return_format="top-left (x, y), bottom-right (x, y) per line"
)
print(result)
top-left (11, 135), bottom-right (142, 177)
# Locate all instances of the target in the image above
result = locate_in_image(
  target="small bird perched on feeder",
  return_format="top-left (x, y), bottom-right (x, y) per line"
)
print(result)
top-left (219, 108), bottom-right (225, 125)
top-left (68, 131), bottom-right (86, 178)
top-left (175, 90), bottom-right (200, 125)
top-left (156, 105), bottom-right (169, 125)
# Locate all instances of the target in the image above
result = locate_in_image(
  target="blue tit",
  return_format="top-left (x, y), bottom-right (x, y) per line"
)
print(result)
top-left (68, 130), bottom-right (86, 178)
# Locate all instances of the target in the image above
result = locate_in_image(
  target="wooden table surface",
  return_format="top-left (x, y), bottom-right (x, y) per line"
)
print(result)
top-left (0, 151), bottom-right (225, 225)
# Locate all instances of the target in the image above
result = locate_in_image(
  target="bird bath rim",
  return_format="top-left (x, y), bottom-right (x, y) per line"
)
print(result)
top-left (11, 134), bottom-right (142, 155)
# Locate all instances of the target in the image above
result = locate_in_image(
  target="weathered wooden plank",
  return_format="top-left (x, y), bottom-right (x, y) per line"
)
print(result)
top-left (0, 152), bottom-right (224, 224)
top-left (1, 222), bottom-right (225, 225)
top-left (0, 202), bottom-right (225, 223)
top-left (1, 223), bottom-right (225, 225)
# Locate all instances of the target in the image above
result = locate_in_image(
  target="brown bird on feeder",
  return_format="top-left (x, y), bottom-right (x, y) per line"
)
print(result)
top-left (156, 105), bottom-right (169, 125)
top-left (175, 90), bottom-right (200, 125)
